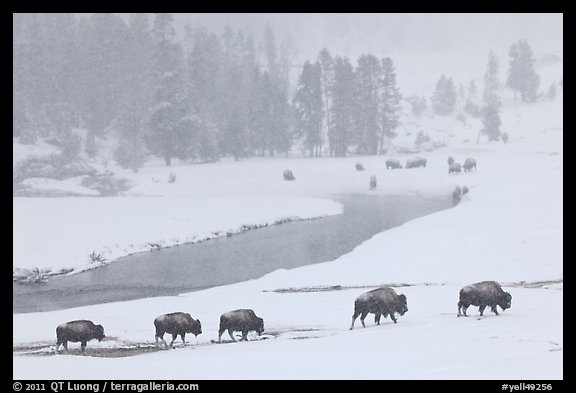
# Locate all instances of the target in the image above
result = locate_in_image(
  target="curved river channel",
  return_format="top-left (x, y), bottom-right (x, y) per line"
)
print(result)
top-left (13, 194), bottom-right (452, 313)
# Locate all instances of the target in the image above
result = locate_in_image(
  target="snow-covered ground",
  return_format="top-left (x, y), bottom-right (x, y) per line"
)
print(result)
top-left (13, 40), bottom-right (562, 378)
top-left (13, 93), bottom-right (563, 379)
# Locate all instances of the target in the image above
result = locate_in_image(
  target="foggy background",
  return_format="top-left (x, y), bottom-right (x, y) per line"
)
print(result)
top-left (170, 13), bottom-right (563, 59)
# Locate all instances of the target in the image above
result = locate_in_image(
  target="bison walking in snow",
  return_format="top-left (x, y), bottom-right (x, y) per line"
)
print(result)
top-left (385, 159), bottom-right (402, 169)
top-left (218, 309), bottom-right (264, 343)
top-left (449, 162), bottom-right (462, 174)
top-left (350, 287), bottom-right (408, 330)
top-left (355, 162), bottom-right (365, 171)
top-left (463, 157), bottom-right (477, 172)
top-left (405, 157), bottom-right (427, 169)
top-left (154, 312), bottom-right (202, 348)
top-left (283, 169), bottom-right (295, 181)
top-left (56, 320), bottom-right (105, 352)
top-left (457, 281), bottom-right (512, 317)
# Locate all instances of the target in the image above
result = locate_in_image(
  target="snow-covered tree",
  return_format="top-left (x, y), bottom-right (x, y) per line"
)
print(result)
top-left (379, 57), bottom-right (402, 154)
top-left (432, 74), bottom-right (456, 115)
top-left (354, 54), bottom-right (382, 155)
top-left (506, 39), bottom-right (540, 102)
top-left (330, 56), bottom-right (356, 157)
top-left (293, 61), bottom-right (323, 157)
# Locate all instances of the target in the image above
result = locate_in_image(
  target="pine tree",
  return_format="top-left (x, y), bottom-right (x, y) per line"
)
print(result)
top-left (480, 103), bottom-right (501, 142)
top-left (432, 75), bottom-right (456, 115)
top-left (354, 54), bottom-right (382, 155)
top-left (330, 56), bottom-right (355, 157)
top-left (146, 13), bottom-right (197, 166)
top-left (507, 39), bottom-right (540, 103)
top-left (379, 57), bottom-right (402, 154)
top-left (483, 51), bottom-right (501, 106)
top-left (481, 51), bottom-right (502, 142)
top-left (317, 48), bottom-right (334, 156)
top-left (293, 61), bottom-right (323, 157)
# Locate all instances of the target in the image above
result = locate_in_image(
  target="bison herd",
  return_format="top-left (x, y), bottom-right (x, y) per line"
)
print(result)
top-left (55, 280), bottom-right (511, 353)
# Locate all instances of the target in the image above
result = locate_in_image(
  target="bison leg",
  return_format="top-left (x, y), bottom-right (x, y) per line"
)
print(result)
top-left (479, 305), bottom-right (487, 316)
top-left (491, 305), bottom-right (499, 315)
top-left (218, 328), bottom-right (225, 343)
top-left (350, 311), bottom-right (361, 330)
top-left (81, 341), bottom-right (87, 352)
top-left (169, 334), bottom-right (178, 347)
top-left (241, 330), bottom-right (248, 341)
top-left (360, 312), bottom-right (368, 328)
top-left (374, 313), bottom-right (382, 326)
top-left (390, 313), bottom-right (397, 324)
top-left (459, 303), bottom-right (469, 317)
top-left (228, 329), bottom-right (236, 342)
top-left (181, 333), bottom-right (186, 346)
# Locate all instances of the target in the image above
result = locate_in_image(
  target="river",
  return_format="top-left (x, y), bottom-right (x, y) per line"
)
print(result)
top-left (13, 194), bottom-right (452, 313)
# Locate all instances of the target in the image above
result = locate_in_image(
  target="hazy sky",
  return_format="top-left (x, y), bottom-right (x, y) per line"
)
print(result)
top-left (173, 13), bottom-right (563, 60)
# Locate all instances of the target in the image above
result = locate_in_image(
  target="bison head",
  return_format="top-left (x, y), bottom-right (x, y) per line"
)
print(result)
top-left (94, 324), bottom-right (105, 341)
top-left (189, 319), bottom-right (202, 337)
top-left (256, 317), bottom-right (265, 335)
top-left (499, 292), bottom-right (512, 311)
top-left (396, 294), bottom-right (408, 316)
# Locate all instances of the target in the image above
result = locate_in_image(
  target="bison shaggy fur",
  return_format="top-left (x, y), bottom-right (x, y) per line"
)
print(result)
top-left (463, 157), bottom-right (477, 172)
top-left (154, 312), bottom-right (202, 348)
top-left (385, 159), bottom-right (402, 169)
top-left (449, 162), bottom-right (462, 174)
top-left (457, 281), bottom-right (512, 317)
top-left (405, 157), bottom-right (427, 169)
top-left (350, 287), bottom-right (408, 330)
top-left (218, 309), bottom-right (264, 342)
top-left (56, 320), bottom-right (105, 352)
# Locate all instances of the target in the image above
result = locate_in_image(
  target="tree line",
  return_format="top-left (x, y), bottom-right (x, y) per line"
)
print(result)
top-left (13, 14), bottom-right (552, 171)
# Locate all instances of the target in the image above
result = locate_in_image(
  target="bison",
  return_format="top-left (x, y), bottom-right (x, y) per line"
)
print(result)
top-left (283, 169), bottom-right (295, 181)
top-left (56, 320), bottom-right (105, 352)
top-left (463, 157), bottom-right (477, 172)
top-left (385, 159), bottom-right (402, 169)
top-left (457, 281), bottom-right (512, 317)
top-left (218, 309), bottom-right (264, 343)
top-left (449, 162), bottom-right (462, 174)
top-left (154, 312), bottom-right (202, 348)
top-left (355, 162), bottom-right (365, 171)
top-left (350, 287), bottom-right (408, 330)
top-left (369, 175), bottom-right (377, 191)
top-left (447, 156), bottom-right (455, 166)
top-left (405, 157), bottom-right (427, 169)
top-left (452, 186), bottom-right (462, 205)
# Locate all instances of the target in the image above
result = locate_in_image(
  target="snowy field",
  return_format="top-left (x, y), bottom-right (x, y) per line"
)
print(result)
top-left (13, 91), bottom-right (563, 379)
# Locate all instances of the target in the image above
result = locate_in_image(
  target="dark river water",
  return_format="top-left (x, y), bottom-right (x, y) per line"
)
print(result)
top-left (13, 194), bottom-right (452, 313)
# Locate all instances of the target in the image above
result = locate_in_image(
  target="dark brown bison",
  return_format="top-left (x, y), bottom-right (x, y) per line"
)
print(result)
top-left (463, 158), bottom-right (477, 172)
top-left (350, 287), bottom-right (408, 330)
top-left (56, 320), bottom-right (105, 352)
top-left (218, 309), bottom-right (264, 342)
top-left (355, 162), bottom-right (365, 171)
top-left (447, 156), bottom-right (455, 166)
top-left (457, 281), bottom-right (512, 317)
top-left (369, 175), bottom-right (377, 190)
top-left (154, 312), bottom-right (202, 348)
top-left (449, 162), bottom-right (462, 174)
top-left (283, 169), bottom-right (295, 181)
top-left (452, 186), bottom-right (462, 205)
top-left (405, 157), bottom-right (427, 169)
top-left (385, 159), bottom-right (402, 169)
